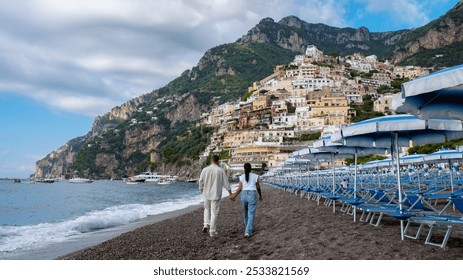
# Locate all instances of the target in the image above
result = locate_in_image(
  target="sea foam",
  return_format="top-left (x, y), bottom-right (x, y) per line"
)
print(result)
top-left (0, 194), bottom-right (203, 254)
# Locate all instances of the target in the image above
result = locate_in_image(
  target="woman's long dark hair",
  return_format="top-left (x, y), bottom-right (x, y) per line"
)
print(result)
top-left (244, 163), bottom-right (252, 183)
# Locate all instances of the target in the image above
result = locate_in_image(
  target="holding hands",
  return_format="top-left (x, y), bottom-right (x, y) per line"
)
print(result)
top-left (229, 192), bottom-right (262, 202)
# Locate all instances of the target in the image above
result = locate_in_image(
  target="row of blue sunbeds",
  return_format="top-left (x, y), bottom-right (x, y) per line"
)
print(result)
top-left (266, 169), bottom-right (463, 249)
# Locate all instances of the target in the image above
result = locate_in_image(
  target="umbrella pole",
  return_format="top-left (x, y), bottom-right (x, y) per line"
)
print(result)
top-left (393, 132), bottom-right (405, 241)
top-left (377, 167), bottom-right (381, 188)
top-left (449, 160), bottom-right (456, 211)
top-left (332, 153), bottom-right (336, 213)
top-left (416, 164), bottom-right (421, 191)
top-left (449, 160), bottom-right (454, 193)
top-left (354, 150), bottom-right (358, 222)
top-left (317, 163), bottom-right (320, 205)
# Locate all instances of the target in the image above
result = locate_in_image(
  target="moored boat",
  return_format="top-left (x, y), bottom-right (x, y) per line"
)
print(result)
top-left (130, 172), bottom-right (160, 182)
top-left (127, 172), bottom-right (178, 184)
top-left (34, 178), bottom-right (55, 183)
top-left (157, 178), bottom-right (173, 185)
top-left (68, 178), bottom-right (93, 183)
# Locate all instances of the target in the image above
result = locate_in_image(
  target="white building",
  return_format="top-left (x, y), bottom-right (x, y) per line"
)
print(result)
top-left (374, 95), bottom-right (394, 113)
top-left (295, 107), bottom-right (325, 132)
top-left (305, 45), bottom-right (324, 60)
top-left (345, 93), bottom-right (363, 105)
top-left (272, 113), bottom-right (297, 128)
top-left (285, 97), bottom-right (306, 107)
top-left (292, 77), bottom-right (334, 90)
top-left (347, 60), bottom-right (373, 73)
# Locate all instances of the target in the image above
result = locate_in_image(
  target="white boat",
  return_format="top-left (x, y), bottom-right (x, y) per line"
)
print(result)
top-left (34, 178), bottom-right (55, 183)
top-left (125, 181), bottom-right (139, 185)
top-left (130, 172), bottom-right (161, 182)
top-left (129, 172), bottom-right (178, 184)
top-left (157, 178), bottom-right (173, 185)
top-left (68, 178), bottom-right (93, 183)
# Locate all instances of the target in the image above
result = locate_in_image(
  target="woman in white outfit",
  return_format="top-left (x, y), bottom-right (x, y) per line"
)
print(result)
top-left (231, 163), bottom-right (262, 237)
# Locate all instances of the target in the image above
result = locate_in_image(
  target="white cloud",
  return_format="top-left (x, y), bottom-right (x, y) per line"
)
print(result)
top-left (0, 0), bottom-right (453, 118)
top-left (36, 92), bottom-right (118, 116)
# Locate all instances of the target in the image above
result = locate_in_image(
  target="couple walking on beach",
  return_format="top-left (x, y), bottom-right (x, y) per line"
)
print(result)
top-left (199, 155), bottom-right (262, 238)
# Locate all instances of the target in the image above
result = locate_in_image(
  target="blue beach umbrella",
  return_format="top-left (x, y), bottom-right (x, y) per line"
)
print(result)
top-left (360, 158), bottom-right (392, 169)
top-left (400, 154), bottom-right (425, 164)
top-left (393, 64), bottom-right (463, 120)
top-left (331, 114), bottom-right (463, 240)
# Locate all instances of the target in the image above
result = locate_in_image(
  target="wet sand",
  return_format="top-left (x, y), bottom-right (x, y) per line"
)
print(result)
top-left (60, 184), bottom-right (463, 260)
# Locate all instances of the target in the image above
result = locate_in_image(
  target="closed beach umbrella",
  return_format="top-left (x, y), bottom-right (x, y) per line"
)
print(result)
top-left (393, 64), bottom-right (463, 120)
top-left (331, 114), bottom-right (463, 240)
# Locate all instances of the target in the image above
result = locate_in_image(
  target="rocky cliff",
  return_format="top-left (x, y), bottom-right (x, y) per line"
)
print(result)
top-left (35, 136), bottom-right (87, 179)
top-left (35, 90), bottom-right (207, 179)
top-left (237, 16), bottom-right (409, 59)
top-left (391, 1), bottom-right (463, 64)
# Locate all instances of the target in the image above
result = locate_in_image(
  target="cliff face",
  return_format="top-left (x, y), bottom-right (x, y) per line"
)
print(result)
top-left (35, 136), bottom-right (87, 178)
top-left (391, 1), bottom-right (463, 64)
top-left (35, 89), bottom-right (207, 180)
top-left (166, 93), bottom-right (206, 123)
top-left (35, 94), bottom-right (152, 179)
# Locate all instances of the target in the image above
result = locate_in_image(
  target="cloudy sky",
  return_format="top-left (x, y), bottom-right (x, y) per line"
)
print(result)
top-left (0, 0), bottom-right (459, 178)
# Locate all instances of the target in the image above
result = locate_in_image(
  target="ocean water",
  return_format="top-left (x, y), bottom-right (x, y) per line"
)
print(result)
top-left (0, 179), bottom-right (204, 259)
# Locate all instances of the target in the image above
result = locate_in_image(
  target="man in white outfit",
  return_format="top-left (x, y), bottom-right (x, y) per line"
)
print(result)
top-left (199, 155), bottom-right (231, 237)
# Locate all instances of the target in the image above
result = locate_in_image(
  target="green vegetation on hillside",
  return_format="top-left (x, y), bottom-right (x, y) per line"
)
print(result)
top-left (351, 94), bottom-right (384, 122)
top-left (158, 123), bottom-right (215, 166)
top-left (158, 43), bottom-right (296, 106)
top-left (408, 138), bottom-right (463, 155)
top-left (71, 122), bottom-right (140, 177)
top-left (401, 41), bottom-right (463, 67)
top-left (283, 131), bottom-right (321, 142)
top-left (345, 154), bottom-right (388, 166)
top-left (299, 132), bottom-right (321, 141)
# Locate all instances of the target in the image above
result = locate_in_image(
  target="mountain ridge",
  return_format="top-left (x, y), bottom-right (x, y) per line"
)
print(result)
top-left (34, 4), bottom-right (463, 179)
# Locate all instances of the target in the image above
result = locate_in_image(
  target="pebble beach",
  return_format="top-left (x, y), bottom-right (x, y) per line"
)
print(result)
top-left (60, 184), bottom-right (463, 260)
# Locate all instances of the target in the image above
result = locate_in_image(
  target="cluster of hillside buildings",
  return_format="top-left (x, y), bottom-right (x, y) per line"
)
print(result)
top-left (199, 45), bottom-right (430, 171)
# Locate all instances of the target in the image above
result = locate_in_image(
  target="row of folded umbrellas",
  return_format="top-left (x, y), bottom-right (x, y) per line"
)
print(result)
top-left (277, 148), bottom-right (463, 172)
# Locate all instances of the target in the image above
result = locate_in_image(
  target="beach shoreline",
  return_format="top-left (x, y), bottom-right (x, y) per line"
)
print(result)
top-left (60, 184), bottom-right (463, 260)
top-left (1, 203), bottom-right (203, 260)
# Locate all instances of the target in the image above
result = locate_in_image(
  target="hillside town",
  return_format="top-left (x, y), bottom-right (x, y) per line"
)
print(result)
top-left (199, 45), bottom-right (431, 172)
